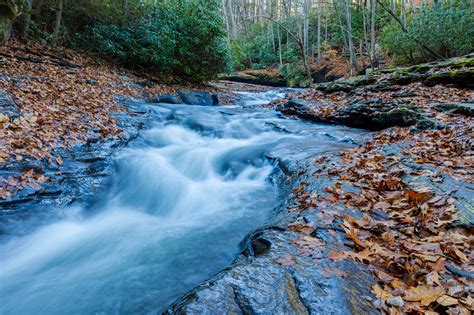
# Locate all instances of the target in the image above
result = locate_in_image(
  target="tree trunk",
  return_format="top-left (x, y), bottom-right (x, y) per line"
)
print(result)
top-left (262, 15), bottom-right (313, 84)
top-left (0, 17), bottom-right (12, 44)
top-left (334, 1), bottom-right (348, 51)
top-left (231, 1), bottom-right (238, 38)
top-left (343, 0), bottom-right (359, 73)
top-left (277, 23), bottom-right (283, 67)
top-left (370, 0), bottom-right (376, 70)
top-left (20, 0), bottom-right (34, 41)
top-left (53, 0), bottom-right (64, 44)
top-left (317, 0), bottom-right (321, 63)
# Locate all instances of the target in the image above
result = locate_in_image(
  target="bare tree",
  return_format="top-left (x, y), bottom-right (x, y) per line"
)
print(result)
top-left (342, 0), bottom-right (359, 73)
top-left (371, 0), bottom-right (376, 69)
top-left (53, 0), bottom-right (64, 44)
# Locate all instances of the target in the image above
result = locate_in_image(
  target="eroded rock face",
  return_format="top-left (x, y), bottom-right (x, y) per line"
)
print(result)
top-left (278, 99), bottom-right (332, 124)
top-left (221, 71), bottom-right (288, 88)
top-left (310, 54), bottom-right (474, 94)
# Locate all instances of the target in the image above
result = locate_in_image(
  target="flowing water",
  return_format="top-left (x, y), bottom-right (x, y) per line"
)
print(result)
top-left (0, 90), bottom-right (363, 314)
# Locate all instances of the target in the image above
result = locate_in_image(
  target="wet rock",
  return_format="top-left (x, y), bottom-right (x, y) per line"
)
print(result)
top-left (0, 91), bottom-right (19, 120)
top-left (278, 99), bottom-right (331, 123)
top-left (177, 90), bottom-right (219, 106)
top-left (167, 227), bottom-right (378, 314)
top-left (433, 102), bottom-right (474, 117)
top-left (241, 231), bottom-right (272, 257)
top-left (147, 94), bottom-right (182, 104)
top-left (0, 99), bottom-right (147, 236)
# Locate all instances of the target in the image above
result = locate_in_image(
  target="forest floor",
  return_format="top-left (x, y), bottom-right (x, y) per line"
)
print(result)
top-left (270, 58), bottom-right (473, 314)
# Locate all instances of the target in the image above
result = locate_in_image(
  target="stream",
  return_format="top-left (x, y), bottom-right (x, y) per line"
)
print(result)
top-left (0, 90), bottom-right (363, 314)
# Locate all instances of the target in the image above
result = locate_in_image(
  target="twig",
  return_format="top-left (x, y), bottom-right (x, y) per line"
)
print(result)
top-left (446, 264), bottom-right (474, 279)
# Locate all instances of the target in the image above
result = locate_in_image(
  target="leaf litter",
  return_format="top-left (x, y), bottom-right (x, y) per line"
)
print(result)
top-left (279, 74), bottom-right (473, 314)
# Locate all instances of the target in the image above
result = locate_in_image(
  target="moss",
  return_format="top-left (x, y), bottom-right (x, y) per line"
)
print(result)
top-left (433, 102), bottom-right (474, 117)
top-left (423, 69), bottom-right (474, 88)
top-left (375, 54), bottom-right (474, 77)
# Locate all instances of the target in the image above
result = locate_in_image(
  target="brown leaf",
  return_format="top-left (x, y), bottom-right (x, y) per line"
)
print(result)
top-left (322, 267), bottom-right (347, 277)
top-left (371, 284), bottom-right (392, 300)
top-left (404, 285), bottom-right (445, 306)
top-left (436, 295), bottom-right (458, 307)
top-left (276, 255), bottom-right (296, 266)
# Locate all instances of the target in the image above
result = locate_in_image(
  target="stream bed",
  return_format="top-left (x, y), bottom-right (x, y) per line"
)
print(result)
top-left (0, 90), bottom-right (364, 314)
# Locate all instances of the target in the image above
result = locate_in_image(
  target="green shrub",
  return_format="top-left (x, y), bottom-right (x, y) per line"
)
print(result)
top-left (27, 0), bottom-right (231, 82)
top-left (381, 2), bottom-right (474, 64)
top-left (230, 40), bottom-right (245, 70)
top-left (279, 62), bottom-right (310, 87)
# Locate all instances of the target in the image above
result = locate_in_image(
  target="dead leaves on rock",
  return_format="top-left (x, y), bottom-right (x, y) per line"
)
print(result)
top-left (284, 115), bottom-right (472, 313)
top-left (0, 168), bottom-right (49, 199)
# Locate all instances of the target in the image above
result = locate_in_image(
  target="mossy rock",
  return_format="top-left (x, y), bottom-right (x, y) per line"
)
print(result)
top-left (433, 102), bottom-right (474, 117)
top-left (312, 75), bottom-right (376, 93)
top-left (377, 107), bottom-right (434, 129)
top-left (375, 54), bottom-right (474, 76)
top-left (423, 69), bottom-right (474, 88)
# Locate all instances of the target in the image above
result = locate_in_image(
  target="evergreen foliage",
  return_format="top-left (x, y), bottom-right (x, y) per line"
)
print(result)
top-left (21, 0), bottom-right (232, 81)
top-left (381, 2), bottom-right (474, 64)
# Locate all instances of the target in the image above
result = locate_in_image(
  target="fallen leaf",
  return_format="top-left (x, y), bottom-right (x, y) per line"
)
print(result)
top-left (436, 295), bottom-right (458, 307)
top-left (404, 285), bottom-right (445, 306)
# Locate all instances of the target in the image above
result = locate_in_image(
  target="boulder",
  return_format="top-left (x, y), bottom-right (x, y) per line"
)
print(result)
top-left (177, 90), bottom-right (219, 106)
top-left (147, 94), bottom-right (183, 104)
